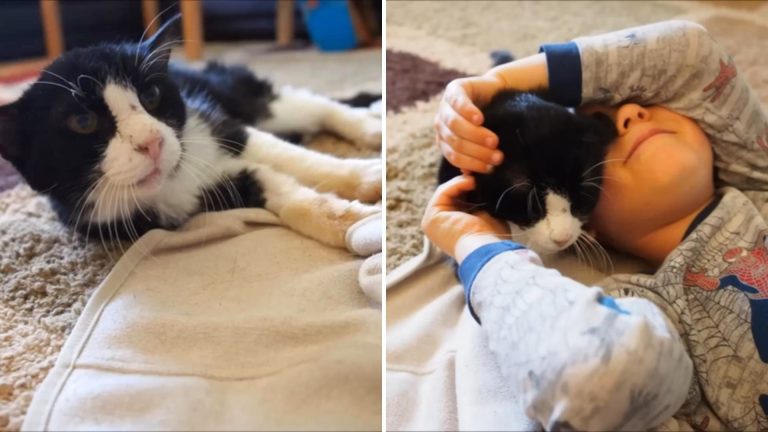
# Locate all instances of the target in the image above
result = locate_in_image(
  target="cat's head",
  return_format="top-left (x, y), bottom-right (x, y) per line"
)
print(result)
top-left (474, 92), bottom-right (617, 255)
top-left (0, 15), bottom-right (185, 224)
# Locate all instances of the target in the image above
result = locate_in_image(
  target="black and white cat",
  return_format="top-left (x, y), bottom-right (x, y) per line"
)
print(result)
top-left (438, 90), bottom-right (616, 256)
top-left (0, 15), bottom-right (382, 249)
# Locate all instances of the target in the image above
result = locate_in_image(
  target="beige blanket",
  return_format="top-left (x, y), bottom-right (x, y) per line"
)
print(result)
top-left (22, 209), bottom-right (381, 431)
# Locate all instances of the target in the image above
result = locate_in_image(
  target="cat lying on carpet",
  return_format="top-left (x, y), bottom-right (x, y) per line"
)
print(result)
top-left (0, 15), bottom-right (382, 249)
top-left (438, 89), bottom-right (616, 257)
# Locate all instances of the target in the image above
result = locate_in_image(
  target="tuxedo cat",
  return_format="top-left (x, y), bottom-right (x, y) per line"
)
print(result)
top-left (0, 15), bottom-right (382, 249)
top-left (438, 90), bottom-right (616, 256)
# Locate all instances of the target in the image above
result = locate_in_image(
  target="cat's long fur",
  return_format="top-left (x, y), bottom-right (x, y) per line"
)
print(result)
top-left (0, 15), bottom-right (382, 249)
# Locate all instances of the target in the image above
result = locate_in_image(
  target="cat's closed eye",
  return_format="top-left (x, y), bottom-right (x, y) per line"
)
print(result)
top-left (67, 112), bottom-right (98, 134)
top-left (140, 85), bottom-right (162, 110)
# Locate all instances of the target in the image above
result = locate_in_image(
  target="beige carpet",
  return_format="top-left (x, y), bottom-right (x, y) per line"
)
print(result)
top-left (385, 0), bottom-right (768, 270)
top-left (0, 44), bottom-right (381, 431)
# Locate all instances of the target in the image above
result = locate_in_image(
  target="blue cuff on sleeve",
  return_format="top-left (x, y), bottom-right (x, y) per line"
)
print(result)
top-left (458, 241), bottom-right (526, 325)
top-left (539, 42), bottom-right (582, 107)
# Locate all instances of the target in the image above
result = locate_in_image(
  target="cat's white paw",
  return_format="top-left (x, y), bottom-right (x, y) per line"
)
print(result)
top-left (346, 109), bottom-right (382, 148)
top-left (368, 100), bottom-right (383, 117)
top-left (347, 159), bottom-right (382, 203)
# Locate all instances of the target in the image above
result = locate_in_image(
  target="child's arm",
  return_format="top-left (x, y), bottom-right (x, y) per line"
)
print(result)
top-left (457, 237), bottom-right (693, 431)
top-left (423, 177), bottom-right (693, 431)
top-left (544, 20), bottom-right (768, 190)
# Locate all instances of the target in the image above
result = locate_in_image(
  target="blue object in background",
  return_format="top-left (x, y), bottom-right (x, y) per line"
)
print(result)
top-left (299, 0), bottom-right (358, 51)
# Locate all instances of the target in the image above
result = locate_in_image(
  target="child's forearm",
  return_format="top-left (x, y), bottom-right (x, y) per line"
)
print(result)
top-left (459, 247), bottom-right (693, 430)
top-left (483, 52), bottom-right (549, 93)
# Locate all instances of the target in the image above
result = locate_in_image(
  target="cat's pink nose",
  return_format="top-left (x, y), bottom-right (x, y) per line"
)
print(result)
top-left (553, 235), bottom-right (573, 248)
top-left (136, 134), bottom-right (163, 160)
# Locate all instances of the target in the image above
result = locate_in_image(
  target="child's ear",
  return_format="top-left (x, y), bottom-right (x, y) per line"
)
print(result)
top-left (141, 13), bottom-right (182, 70)
top-left (0, 101), bottom-right (22, 163)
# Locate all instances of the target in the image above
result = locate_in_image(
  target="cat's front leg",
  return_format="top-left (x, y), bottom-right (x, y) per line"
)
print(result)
top-left (240, 127), bottom-right (381, 202)
top-left (244, 163), bottom-right (380, 248)
top-left (256, 86), bottom-right (381, 149)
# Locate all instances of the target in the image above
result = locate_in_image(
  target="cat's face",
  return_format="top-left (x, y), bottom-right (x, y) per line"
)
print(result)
top-left (0, 16), bottom-right (186, 224)
top-left (472, 92), bottom-right (617, 255)
top-left (475, 161), bottom-right (605, 256)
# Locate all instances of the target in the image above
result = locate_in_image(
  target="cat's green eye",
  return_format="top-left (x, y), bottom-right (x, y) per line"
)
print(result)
top-left (66, 112), bottom-right (98, 134)
top-left (140, 84), bottom-right (161, 110)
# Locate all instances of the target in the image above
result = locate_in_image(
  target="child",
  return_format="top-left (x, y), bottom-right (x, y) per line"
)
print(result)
top-left (425, 20), bottom-right (768, 430)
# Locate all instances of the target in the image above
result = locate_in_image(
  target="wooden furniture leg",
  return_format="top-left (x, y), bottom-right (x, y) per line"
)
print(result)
top-left (276, 0), bottom-right (295, 47)
top-left (180, 0), bottom-right (204, 61)
top-left (39, 0), bottom-right (64, 60)
top-left (141, 0), bottom-right (160, 36)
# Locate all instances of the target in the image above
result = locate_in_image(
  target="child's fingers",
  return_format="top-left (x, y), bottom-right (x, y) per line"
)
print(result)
top-left (445, 80), bottom-right (484, 125)
top-left (438, 107), bottom-right (498, 149)
top-left (439, 141), bottom-right (494, 174)
top-left (427, 175), bottom-right (475, 213)
top-left (436, 122), bottom-right (503, 166)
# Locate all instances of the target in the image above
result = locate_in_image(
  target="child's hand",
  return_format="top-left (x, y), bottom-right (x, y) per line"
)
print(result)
top-left (421, 175), bottom-right (510, 259)
top-left (434, 76), bottom-right (505, 174)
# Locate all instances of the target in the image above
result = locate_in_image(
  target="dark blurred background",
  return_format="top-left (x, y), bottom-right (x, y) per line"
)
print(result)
top-left (0, 0), bottom-right (382, 62)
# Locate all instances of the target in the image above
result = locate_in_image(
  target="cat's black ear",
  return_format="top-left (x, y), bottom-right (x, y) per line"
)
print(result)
top-left (0, 101), bottom-right (22, 163)
top-left (141, 13), bottom-right (182, 70)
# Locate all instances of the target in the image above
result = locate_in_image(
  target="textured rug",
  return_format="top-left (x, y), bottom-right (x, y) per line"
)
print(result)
top-left (0, 44), bottom-right (381, 431)
top-left (385, 0), bottom-right (768, 270)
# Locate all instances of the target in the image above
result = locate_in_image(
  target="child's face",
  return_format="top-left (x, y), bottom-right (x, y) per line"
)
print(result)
top-left (580, 104), bottom-right (715, 248)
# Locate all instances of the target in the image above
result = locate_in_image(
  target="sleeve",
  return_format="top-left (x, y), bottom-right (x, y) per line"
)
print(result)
top-left (542, 20), bottom-right (768, 191)
top-left (459, 244), bottom-right (693, 431)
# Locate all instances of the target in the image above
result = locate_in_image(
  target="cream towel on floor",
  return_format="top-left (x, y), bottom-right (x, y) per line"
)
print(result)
top-left (22, 208), bottom-right (381, 431)
top-left (386, 241), bottom-right (535, 432)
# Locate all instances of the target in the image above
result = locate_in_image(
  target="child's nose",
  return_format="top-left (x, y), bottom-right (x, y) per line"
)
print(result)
top-left (615, 103), bottom-right (651, 135)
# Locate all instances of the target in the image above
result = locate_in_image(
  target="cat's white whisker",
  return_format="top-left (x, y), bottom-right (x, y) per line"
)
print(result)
top-left (128, 183), bottom-right (152, 222)
top-left (180, 136), bottom-right (246, 154)
top-left (533, 186), bottom-right (543, 213)
top-left (145, 72), bottom-right (167, 82)
top-left (582, 175), bottom-right (622, 184)
top-left (180, 153), bottom-right (243, 208)
top-left (118, 187), bottom-right (136, 243)
top-left (41, 70), bottom-right (84, 95)
top-left (180, 161), bottom-right (211, 214)
top-left (108, 182), bottom-right (128, 257)
top-left (494, 181), bottom-right (530, 213)
top-left (134, 2), bottom-right (178, 66)
top-left (572, 238), bottom-right (589, 269)
top-left (526, 187), bottom-right (535, 217)
top-left (121, 186), bottom-right (156, 260)
top-left (582, 158), bottom-right (624, 177)
top-left (182, 160), bottom-right (227, 210)
top-left (180, 147), bottom-right (245, 206)
top-left (71, 176), bottom-right (105, 242)
top-left (139, 39), bottom-right (193, 73)
top-left (581, 232), bottom-right (613, 274)
top-left (33, 81), bottom-right (82, 98)
top-left (77, 74), bottom-right (104, 90)
top-left (582, 181), bottom-right (613, 200)
top-left (93, 182), bottom-right (117, 262)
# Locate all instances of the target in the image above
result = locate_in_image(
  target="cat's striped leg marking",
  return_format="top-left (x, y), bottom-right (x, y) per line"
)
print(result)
top-left (256, 86), bottom-right (381, 149)
top-left (241, 126), bottom-right (381, 202)
top-left (246, 163), bottom-right (379, 248)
